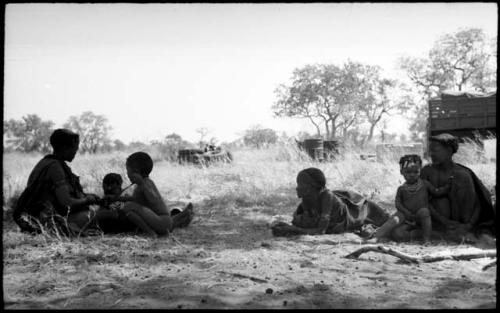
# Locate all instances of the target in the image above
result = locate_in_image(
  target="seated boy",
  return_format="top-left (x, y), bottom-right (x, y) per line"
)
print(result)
top-left (95, 173), bottom-right (138, 234)
top-left (367, 154), bottom-right (453, 243)
top-left (111, 152), bottom-right (194, 237)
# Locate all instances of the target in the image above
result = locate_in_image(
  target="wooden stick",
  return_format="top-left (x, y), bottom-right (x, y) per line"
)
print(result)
top-left (217, 271), bottom-right (268, 283)
top-left (345, 245), bottom-right (496, 264)
top-left (482, 260), bottom-right (497, 271)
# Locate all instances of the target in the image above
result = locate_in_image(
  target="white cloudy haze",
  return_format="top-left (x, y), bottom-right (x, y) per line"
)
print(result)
top-left (4, 3), bottom-right (497, 144)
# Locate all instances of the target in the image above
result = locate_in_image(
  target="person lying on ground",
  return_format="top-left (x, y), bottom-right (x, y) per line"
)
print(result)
top-left (12, 128), bottom-right (100, 235)
top-left (105, 152), bottom-right (194, 237)
top-left (272, 167), bottom-right (389, 237)
top-left (366, 154), bottom-right (453, 244)
top-left (391, 133), bottom-right (496, 243)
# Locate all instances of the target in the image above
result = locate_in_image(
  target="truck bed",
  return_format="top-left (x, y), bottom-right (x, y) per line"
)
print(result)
top-left (428, 91), bottom-right (496, 132)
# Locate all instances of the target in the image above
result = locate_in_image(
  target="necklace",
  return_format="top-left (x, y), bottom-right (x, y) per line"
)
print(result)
top-left (403, 179), bottom-right (423, 194)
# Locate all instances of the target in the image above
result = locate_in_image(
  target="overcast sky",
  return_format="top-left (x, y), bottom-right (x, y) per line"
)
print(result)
top-left (4, 3), bottom-right (497, 144)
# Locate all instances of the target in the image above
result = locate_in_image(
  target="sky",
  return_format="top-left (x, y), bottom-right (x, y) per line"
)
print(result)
top-left (3, 3), bottom-right (498, 144)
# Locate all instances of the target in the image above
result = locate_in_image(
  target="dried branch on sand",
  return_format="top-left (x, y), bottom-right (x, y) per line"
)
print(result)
top-left (345, 245), bottom-right (496, 265)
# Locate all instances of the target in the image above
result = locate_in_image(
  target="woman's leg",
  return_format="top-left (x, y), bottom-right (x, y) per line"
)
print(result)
top-left (415, 207), bottom-right (432, 242)
top-left (390, 223), bottom-right (414, 242)
top-left (67, 209), bottom-right (95, 230)
top-left (373, 212), bottom-right (405, 239)
top-left (122, 202), bottom-right (173, 236)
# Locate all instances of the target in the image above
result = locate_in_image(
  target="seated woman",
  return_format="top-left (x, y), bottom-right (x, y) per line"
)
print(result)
top-left (391, 133), bottom-right (496, 243)
top-left (13, 129), bottom-right (101, 235)
top-left (272, 167), bottom-right (390, 237)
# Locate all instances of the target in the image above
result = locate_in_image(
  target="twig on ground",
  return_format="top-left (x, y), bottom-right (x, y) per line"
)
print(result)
top-left (170, 233), bottom-right (189, 250)
top-left (482, 260), bottom-right (496, 271)
top-left (217, 271), bottom-right (268, 283)
top-left (345, 245), bottom-right (496, 264)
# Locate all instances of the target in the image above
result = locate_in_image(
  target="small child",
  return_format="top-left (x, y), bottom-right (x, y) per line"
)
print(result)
top-left (95, 173), bottom-right (138, 234)
top-left (368, 154), bottom-right (453, 243)
top-left (113, 152), bottom-right (194, 237)
top-left (102, 173), bottom-right (125, 210)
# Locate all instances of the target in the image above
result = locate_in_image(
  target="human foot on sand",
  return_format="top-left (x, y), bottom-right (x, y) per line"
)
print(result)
top-left (172, 203), bottom-right (194, 228)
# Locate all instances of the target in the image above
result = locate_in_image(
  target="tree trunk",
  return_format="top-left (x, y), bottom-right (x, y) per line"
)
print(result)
top-left (367, 122), bottom-right (377, 142)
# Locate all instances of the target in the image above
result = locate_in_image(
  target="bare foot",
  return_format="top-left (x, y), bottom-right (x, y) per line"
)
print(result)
top-left (172, 203), bottom-right (194, 228)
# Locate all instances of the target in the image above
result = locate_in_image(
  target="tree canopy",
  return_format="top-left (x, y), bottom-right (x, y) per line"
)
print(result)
top-left (4, 114), bottom-right (54, 153)
top-left (399, 27), bottom-right (496, 98)
top-left (63, 111), bottom-right (112, 154)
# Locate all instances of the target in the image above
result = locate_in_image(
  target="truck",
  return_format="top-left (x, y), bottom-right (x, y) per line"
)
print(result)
top-left (427, 90), bottom-right (496, 149)
top-left (177, 145), bottom-right (233, 165)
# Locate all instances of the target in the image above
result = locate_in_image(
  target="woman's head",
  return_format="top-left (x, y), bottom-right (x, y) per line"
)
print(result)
top-left (49, 129), bottom-right (80, 161)
top-left (429, 133), bottom-right (458, 165)
top-left (126, 152), bottom-right (153, 179)
top-left (296, 167), bottom-right (326, 198)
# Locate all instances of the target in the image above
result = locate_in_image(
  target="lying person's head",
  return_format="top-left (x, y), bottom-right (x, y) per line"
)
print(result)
top-left (126, 152), bottom-right (154, 182)
top-left (296, 167), bottom-right (326, 198)
top-left (102, 173), bottom-right (123, 196)
top-left (49, 129), bottom-right (80, 162)
top-left (399, 154), bottom-right (422, 184)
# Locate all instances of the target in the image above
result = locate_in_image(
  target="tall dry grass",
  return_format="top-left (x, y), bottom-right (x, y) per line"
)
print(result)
top-left (3, 138), bottom-right (496, 220)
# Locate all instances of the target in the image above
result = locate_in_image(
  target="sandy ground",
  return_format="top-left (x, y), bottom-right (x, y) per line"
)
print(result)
top-left (3, 202), bottom-right (497, 309)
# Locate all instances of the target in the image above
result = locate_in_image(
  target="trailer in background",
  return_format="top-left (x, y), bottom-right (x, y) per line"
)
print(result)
top-left (427, 91), bottom-right (496, 149)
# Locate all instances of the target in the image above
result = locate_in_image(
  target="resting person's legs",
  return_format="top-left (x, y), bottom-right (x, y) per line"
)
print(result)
top-left (365, 200), bottom-right (391, 227)
top-left (67, 209), bottom-right (96, 231)
top-left (122, 202), bottom-right (173, 236)
top-left (415, 207), bottom-right (432, 242)
top-left (95, 209), bottom-right (137, 234)
top-left (373, 212), bottom-right (405, 239)
top-left (390, 223), bottom-right (414, 242)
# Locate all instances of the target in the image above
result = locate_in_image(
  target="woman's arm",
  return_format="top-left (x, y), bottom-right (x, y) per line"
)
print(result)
top-left (427, 203), bottom-right (459, 228)
top-left (291, 191), bottom-right (335, 235)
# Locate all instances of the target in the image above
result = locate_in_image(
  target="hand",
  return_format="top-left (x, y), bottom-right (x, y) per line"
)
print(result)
top-left (271, 224), bottom-right (303, 237)
top-left (85, 194), bottom-right (101, 205)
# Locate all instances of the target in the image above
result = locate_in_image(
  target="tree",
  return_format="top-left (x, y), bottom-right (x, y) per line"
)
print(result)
top-left (63, 111), bottom-right (112, 153)
top-left (4, 114), bottom-right (54, 153)
top-left (273, 61), bottom-right (376, 140)
top-left (357, 67), bottom-right (412, 143)
top-left (113, 139), bottom-right (127, 151)
top-left (195, 127), bottom-right (210, 148)
top-left (398, 28), bottom-right (496, 98)
top-left (243, 125), bottom-right (278, 148)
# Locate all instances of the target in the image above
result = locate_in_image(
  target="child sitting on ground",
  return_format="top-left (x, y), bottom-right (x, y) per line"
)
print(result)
top-left (367, 154), bottom-right (453, 243)
top-left (109, 152), bottom-right (193, 237)
top-left (95, 173), bottom-right (138, 234)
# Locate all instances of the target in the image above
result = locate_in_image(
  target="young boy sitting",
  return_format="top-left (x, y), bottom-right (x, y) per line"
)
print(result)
top-left (109, 152), bottom-right (194, 237)
top-left (367, 154), bottom-right (453, 243)
top-left (95, 173), bottom-right (138, 234)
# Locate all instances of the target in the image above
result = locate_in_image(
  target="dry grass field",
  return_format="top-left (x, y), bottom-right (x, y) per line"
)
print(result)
top-left (2, 141), bottom-right (497, 309)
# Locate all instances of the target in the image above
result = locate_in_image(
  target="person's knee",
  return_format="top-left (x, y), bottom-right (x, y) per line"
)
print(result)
top-left (122, 202), bottom-right (141, 215)
top-left (391, 226), bottom-right (410, 241)
top-left (416, 207), bottom-right (431, 219)
top-left (392, 212), bottom-right (405, 224)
